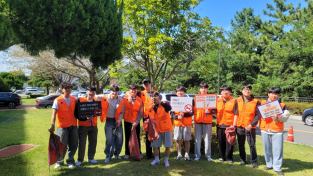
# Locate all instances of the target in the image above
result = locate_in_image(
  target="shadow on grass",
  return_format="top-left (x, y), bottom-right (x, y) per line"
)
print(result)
top-left (0, 110), bottom-right (27, 175)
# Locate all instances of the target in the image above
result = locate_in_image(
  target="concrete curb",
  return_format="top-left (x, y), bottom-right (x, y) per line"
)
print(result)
top-left (289, 115), bottom-right (302, 121)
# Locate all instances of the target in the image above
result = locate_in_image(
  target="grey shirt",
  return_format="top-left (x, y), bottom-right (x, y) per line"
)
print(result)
top-left (105, 94), bottom-right (125, 122)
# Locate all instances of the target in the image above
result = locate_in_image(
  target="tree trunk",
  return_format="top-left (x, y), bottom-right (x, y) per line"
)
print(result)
top-left (46, 85), bottom-right (49, 95)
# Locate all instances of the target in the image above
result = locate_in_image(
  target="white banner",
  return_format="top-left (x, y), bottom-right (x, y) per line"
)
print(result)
top-left (170, 97), bottom-right (193, 113)
top-left (257, 100), bottom-right (283, 119)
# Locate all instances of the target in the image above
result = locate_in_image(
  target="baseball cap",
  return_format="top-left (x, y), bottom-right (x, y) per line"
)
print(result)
top-left (142, 79), bottom-right (151, 84)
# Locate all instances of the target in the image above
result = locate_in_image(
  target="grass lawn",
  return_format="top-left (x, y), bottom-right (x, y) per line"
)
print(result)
top-left (21, 96), bottom-right (37, 105)
top-left (0, 109), bottom-right (312, 176)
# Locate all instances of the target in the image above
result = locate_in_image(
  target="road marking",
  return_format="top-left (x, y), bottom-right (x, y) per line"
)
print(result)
top-left (284, 128), bottom-right (313, 134)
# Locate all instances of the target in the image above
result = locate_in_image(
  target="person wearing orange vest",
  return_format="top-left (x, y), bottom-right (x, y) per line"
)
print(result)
top-left (100, 85), bottom-right (125, 163)
top-left (236, 84), bottom-right (260, 168)
top-left (148, 91), bottom-right (173, 167)
top-left (123, 84), bottom-right (144, 159)
top-left (48, 82), bottom-right (78, 169)
top-left (217, 85), bottom-right (238, 164)
top-left (260, 88), bottom-right (290, 175)
top-left (170, 86), bottom-right (194, 162)
top-left (194, 83), bottom-right (217, 162)
top-left (74, 85), bottom-right (99, 166)
top-left (138, 79), bottom-right (159, 159)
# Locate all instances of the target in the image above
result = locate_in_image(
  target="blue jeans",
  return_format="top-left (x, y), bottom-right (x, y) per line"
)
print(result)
top-left (261, 131), bottom-right (283, 172)
top-left (104, 118), bottom-right (123, 158)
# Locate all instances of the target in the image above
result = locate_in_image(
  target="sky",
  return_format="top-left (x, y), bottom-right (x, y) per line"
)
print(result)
top-left (0, 0), bottom-right (308, 74)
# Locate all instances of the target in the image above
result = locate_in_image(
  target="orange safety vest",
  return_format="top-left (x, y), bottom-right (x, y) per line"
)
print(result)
top-left (173, 111), bottom-right (193, 127)
top-left (141, 90), bottom-right (156, 118)
top-left (100, 95), bottom-right (124, 122)
top-left (148, 104), bottom-right (173, 133)
top-left (236, 97), bottom-right (259, 128)
top-left (259, 100), bottom-right (285, 131)
top-left (124, 94), bottom-right (142, 123)
top-left (217, 97), bottom-right (236, 125)
top-left (194, 108), bottom-right (213, 124)
top-left (56, 95), bottom-right (77, 128)
top-left (78, 97), bottom-right (99, 127)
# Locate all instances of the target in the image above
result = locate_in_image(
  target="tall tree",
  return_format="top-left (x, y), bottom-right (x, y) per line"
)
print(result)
top-left (7, 0), bottom-right (123, 68)
top-left (122, 0), bottom-right (220, 90)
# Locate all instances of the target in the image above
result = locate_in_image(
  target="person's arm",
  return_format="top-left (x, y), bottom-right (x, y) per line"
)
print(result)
top-left (249, 100), bottom-right (261, 127)
top-left (117, 99), bottom-right (125, 126)
top-left (170, 111), bottom-right (179, 119)
top-left (48, 99), bottom-right (58, 133)
top-left (161, 102), bottom-right (172, 113)
top-left (278, 105), bottom-right (290, 122)
top-left (183, 111), bottom-right (194, 117)
top-left (74, 99), bottom-right (79, 119)
top-left (232, 100), bottom-right (239, 126)
top-left (135, 102), bottom-right (143, 124)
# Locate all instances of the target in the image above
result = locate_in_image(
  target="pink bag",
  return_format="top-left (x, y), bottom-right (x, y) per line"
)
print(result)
top-left (142, 118), bottom-right (159, 143)
top-left (225, 126), bottom-right (236, 146)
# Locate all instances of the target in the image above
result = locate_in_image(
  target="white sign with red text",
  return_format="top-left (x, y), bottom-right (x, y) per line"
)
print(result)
top-left (257, 100), bottom-right (283, 119)
top-left (170, 97), bottom-right (193, 113)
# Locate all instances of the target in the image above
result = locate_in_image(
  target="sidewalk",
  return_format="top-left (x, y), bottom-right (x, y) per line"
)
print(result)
top-left (289, 115), bottom-right (302, 121)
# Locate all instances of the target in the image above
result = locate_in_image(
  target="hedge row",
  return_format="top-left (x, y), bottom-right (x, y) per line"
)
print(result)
top-left (284, 102), bottom-right (313, 115)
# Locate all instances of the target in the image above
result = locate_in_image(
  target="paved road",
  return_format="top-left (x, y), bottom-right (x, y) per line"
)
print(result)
top-left (256, 116), bottom-right (313, 147)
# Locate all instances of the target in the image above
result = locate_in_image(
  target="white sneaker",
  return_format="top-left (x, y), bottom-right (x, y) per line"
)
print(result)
top-left (68, 164), bottom-right (74, 168)
top-left (194, 158), bottom-right (200, 161)
top-left (124, 155), bottom-right (129, 159)
top-left (76, 161), bottom-right (82, 166)
top-left (54, 163), bottom-right (61, 169)
top-left (87, 159), bottom-right (97, 163)
top-left (207, 156), bottom-right (213, 162)
top-left (104, 158), bottom-right (110, 163)
top-left (115, 155), bottom-right (121, 160)
top-left (164, 160), bottom-right (170, 167)
top-left (150, 159), bottom-right (160, 165)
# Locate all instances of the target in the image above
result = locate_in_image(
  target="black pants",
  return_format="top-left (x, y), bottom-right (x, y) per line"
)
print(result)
top-left (236, 127), bottom-right (257, 163)
top-left (217, 127), bottom-right (234, 161)
top-left (124, 121), bottom-right (141, 155)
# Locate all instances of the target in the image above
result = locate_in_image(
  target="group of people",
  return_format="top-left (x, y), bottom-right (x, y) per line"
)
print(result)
top-left (48, 79), bottom-right (290, 175)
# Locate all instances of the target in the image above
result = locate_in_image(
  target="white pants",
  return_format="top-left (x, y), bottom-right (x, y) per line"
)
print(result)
top-left (194, 123), bottom-right (212, 159)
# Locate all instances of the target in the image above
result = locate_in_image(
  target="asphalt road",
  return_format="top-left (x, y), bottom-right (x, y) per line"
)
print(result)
top-left (256, 117), bottom-right (313, 147)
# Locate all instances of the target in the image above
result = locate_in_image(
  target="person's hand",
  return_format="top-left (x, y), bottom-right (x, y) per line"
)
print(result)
top-left (178, 115), bottom-right (183, 119)
top-left (271, 114), bottom-right (278, 121)
top-left (87, 116), bottom-right (93, 120)
top-left (245, 124), bottom-right (252, 131)
top-left (205, 109), bottom-right (210, 114)
top-left (127, 94), bottom-right (132, 104)
top-left (132, 122), bottom-right (138, 129)
top-left (111, 80), bottom-right (117, 86)
top-left (48, 124), bottom-right (55, 133)
top-left (116, 120), bottom-right (121, 127)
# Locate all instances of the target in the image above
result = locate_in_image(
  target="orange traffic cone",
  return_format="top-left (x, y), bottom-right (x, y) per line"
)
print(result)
top-left (286, 126), bottom-right (294, 142)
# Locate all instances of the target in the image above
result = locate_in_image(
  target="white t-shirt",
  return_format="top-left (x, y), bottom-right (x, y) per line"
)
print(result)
top-left (52, 96), bottom-right (71, 109)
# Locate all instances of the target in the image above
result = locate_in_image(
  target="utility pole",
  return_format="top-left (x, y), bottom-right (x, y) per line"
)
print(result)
top-left (217, 27), bottom-right (223, 94)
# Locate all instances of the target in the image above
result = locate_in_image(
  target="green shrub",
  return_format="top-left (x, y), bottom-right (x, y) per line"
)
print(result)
top-left (0, 77), bottom-right (10, 92)
top-left (284, 102), bottom-right (313, 115)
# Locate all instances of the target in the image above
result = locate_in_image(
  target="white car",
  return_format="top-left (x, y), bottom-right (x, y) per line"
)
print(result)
top-left (25, 88), bottom-right (44, 95)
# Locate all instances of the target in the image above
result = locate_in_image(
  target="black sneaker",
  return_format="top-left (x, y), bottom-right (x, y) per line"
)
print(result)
top-left (185, 156), bottom-right (192, 162)
top-left (252, 162), bottom-right (258, 168)
top-left (175, 155), bottom-right (183, 161)
top-left (240, 160), bottom-right (246, 165)
top-left (263, 167), bottom-right (272, 170)
top-left (145, 156), bottom-right (152, 160)
top-left (276, 171), bottom-right (284, 175)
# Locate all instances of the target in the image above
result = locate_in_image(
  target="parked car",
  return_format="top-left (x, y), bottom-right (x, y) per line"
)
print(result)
top-left (35, 94), bottom-right (60, 108)
top-left (302, 107), bottom-right (313, 126)
top-left (14, 90), bottom-right (24, 94)
top-left (25, 88), bottom-right (44, 95)
top-left (0, 92), bottom-right (22, 109)
top-left (103, 89), bottom-right (110, 94)
top-left (78, 91), bottom-right (87, 98)
top-left (160, 93), bottom-right (189, 105)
